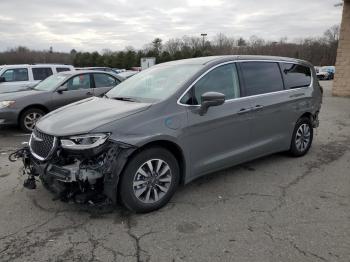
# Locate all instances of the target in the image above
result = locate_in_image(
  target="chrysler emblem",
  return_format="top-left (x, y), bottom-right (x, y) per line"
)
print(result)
top-left (32, 132), bottom-right (43, 142)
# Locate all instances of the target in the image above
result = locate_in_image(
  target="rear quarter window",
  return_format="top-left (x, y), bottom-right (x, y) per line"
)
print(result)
top-left (93, 73), bottom-right (119, 88)
top-left (280, 63), bottom-right (311, 89)
top-left (239, 62), bottom-right (284, 96)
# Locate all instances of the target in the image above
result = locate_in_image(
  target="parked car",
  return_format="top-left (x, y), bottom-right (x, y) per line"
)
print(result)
top-left (316, 66), bottom-right (335, 80)
top-left (0, 70), bottom-right (123, 132)
top-left (75, 67), bottom-right (115, 73)
top-left (113, 68), bottom-right (126, 74)
top-left (20, 56), bottom-right (322, 213)
top-left (117, 70), bottom-right (138, 79)
top-left (130, 67), bottom-right (142, 71)
top-left (0, 64), bottom-right (74, 93)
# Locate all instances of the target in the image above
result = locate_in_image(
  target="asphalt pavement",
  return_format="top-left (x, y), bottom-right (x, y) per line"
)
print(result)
top-left (0, 80), bottom-right (349, 262)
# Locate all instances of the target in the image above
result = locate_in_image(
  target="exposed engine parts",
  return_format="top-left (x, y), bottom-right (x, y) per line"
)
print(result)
top-left (12, 141), bottom-right (136, 205)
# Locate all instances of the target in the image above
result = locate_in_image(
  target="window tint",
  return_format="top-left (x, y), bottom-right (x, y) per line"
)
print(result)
top-left (56, 67), bottom-right (71, 73)
top-left (65, 74), bottom-right (91, 90)
top-left (183, 63), bottom-right (240, 105)
top-left (1, 68), bottom-right (29, 82)
top-left (240, 62), bottom-right (284, 96)
top-left (93, 73), bottom-right (119, 88)
top-left (32, 67), bottom-right (53, 81)
top-left (280, 63), bottom-right (311, 89)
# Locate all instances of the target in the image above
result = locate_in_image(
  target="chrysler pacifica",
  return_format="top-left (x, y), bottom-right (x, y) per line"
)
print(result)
top-left (17, 56), bottom-right (322, 213)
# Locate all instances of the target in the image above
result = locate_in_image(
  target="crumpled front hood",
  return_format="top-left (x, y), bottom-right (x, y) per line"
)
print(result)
top-left (36, 97), bottom-right (151, 136)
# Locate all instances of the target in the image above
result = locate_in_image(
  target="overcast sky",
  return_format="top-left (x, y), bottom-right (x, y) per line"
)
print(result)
top-left (0, 0), bottom-right (343, 52)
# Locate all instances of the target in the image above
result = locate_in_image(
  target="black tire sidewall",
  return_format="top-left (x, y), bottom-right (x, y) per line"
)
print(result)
top-left (289, 117), bottom-right (313, 157)
top-left (119, 147), bottom-right (180, 213)
top-left (19, 108), bottom-right (45, 133)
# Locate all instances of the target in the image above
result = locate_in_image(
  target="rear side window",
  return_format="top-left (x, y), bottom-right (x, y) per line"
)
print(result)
top-left (56, 67), bottom-right (71, 73)
top-left (66, 74), bottom-right (91, 90)
top-left (239, 62), bottom-right (284, 96)
top-left (93, 73), bottom-right (119, 88)
top-left (1, 68), bottom-right (29, 82)
top-left (280, 63), bottom-right (311, 89)
top-left (32, 67), bottom-right (53, 81)
top-left (183, 63), bottom-right (240, 105)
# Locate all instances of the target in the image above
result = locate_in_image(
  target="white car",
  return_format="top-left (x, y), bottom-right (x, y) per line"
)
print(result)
top-left (316, 66), bottom-right (335, 80)
top-left (0, 64), bottom-right (74, 93)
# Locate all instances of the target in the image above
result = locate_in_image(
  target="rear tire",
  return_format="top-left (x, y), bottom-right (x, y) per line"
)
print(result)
top-left (289, 117), bottom-right (313, 157)
top-left (19, 108), bottom-right (45, 133)
top-left (119, 147), bottom-right (180, 213)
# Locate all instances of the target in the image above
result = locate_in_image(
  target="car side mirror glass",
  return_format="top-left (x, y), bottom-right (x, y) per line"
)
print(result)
top-left (0, 76), bottom-right (6, 83)
top-left (57, 84), bottom-right (68, 93)
top-left (199, 91), bottom-right (225, 115)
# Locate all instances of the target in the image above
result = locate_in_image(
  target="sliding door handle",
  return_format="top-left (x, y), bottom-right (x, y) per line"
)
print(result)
top-left (252, 104), bottom-right (264, 111)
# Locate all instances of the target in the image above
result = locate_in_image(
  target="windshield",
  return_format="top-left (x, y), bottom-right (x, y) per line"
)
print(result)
top-left (107, 64), bottom-right (203, 102)
top-left (320, 67), bottom-right (334, 73)
top-left (34, 73), bottom-right (70, 91)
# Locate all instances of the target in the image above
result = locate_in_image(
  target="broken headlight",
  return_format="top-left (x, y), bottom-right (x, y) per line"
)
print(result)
top-left (61, 133), bottom-right (110, 150)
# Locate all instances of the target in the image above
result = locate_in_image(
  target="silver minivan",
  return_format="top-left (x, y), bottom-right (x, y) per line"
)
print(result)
top-left (18, 55), bottom-right (322, 213)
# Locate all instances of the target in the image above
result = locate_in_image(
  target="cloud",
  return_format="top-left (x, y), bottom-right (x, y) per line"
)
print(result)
top-left (0, 0), bottom-right (343, 52)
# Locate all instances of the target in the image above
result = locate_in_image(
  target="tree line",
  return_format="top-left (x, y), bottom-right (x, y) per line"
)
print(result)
top-left (0, 25), bottom-right (339, 68)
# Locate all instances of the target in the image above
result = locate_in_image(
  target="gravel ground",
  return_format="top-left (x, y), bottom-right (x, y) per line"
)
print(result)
top-left (0, 80), bottom-right (349, 262)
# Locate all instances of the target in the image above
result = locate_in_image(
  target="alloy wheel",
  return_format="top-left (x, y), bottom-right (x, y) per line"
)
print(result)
top-left (132, 159), bottom-right (172, 204)
top-left (295, 123), bottom-right (311, 152)
top-left (24, 112), bottom-right (42, 131)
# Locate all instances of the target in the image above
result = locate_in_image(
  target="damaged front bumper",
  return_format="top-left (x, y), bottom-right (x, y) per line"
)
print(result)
top-left (12, 140), bottom-right (136, 204)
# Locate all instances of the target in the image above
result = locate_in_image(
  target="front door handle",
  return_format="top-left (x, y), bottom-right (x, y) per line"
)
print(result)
top-left (86, 91), bottom-right (93, 96)
top-left (238, 108), bottom-right (252, 114)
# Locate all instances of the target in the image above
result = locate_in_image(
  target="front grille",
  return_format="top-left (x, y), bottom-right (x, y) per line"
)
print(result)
top-left (29, 128), bottom-right (56, 160)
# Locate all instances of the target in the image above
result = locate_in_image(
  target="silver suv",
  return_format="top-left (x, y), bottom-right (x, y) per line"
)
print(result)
top-left (0, 64), bottom-right (74, 93)
top-left (18, 56), bottom-right (322, 213)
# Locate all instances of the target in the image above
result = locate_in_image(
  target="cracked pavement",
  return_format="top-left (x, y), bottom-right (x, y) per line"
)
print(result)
top-left (0, 81), bottom-right (349, 262)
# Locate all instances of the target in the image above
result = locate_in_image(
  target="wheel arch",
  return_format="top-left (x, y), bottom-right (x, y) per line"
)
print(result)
top-left (18, 104), bottom-right (49, 125)
top-left (130, 140), bottom-right (187, 185)
top-left (299, 112), bottom-right (313, 121)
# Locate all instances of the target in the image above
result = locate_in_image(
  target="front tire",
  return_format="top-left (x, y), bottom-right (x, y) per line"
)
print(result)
top-left (119, 147), bottom-right (180, 213)
top-left (19, 108), bottom-right (45, 133)
top-left (289, 117), bottom-right (313, 157)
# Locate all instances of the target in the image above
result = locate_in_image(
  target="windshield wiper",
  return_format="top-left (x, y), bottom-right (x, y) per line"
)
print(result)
top-left (112, 96), bottom-right (139, 102)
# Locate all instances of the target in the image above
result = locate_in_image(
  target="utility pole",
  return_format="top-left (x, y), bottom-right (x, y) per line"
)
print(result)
top-left (201, 33), bottom-right (207, 49)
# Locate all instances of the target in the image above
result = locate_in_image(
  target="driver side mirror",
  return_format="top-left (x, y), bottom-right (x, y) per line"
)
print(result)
top-left (198, 91), bottom-right (225, 115)
top-left (0, 76), bottom-right (6, 83)
top-left (57, 85), bottom-right (68, 93)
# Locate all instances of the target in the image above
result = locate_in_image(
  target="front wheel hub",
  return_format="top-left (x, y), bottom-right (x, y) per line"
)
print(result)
top-left (133, 159), bottom-right (172, 204)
